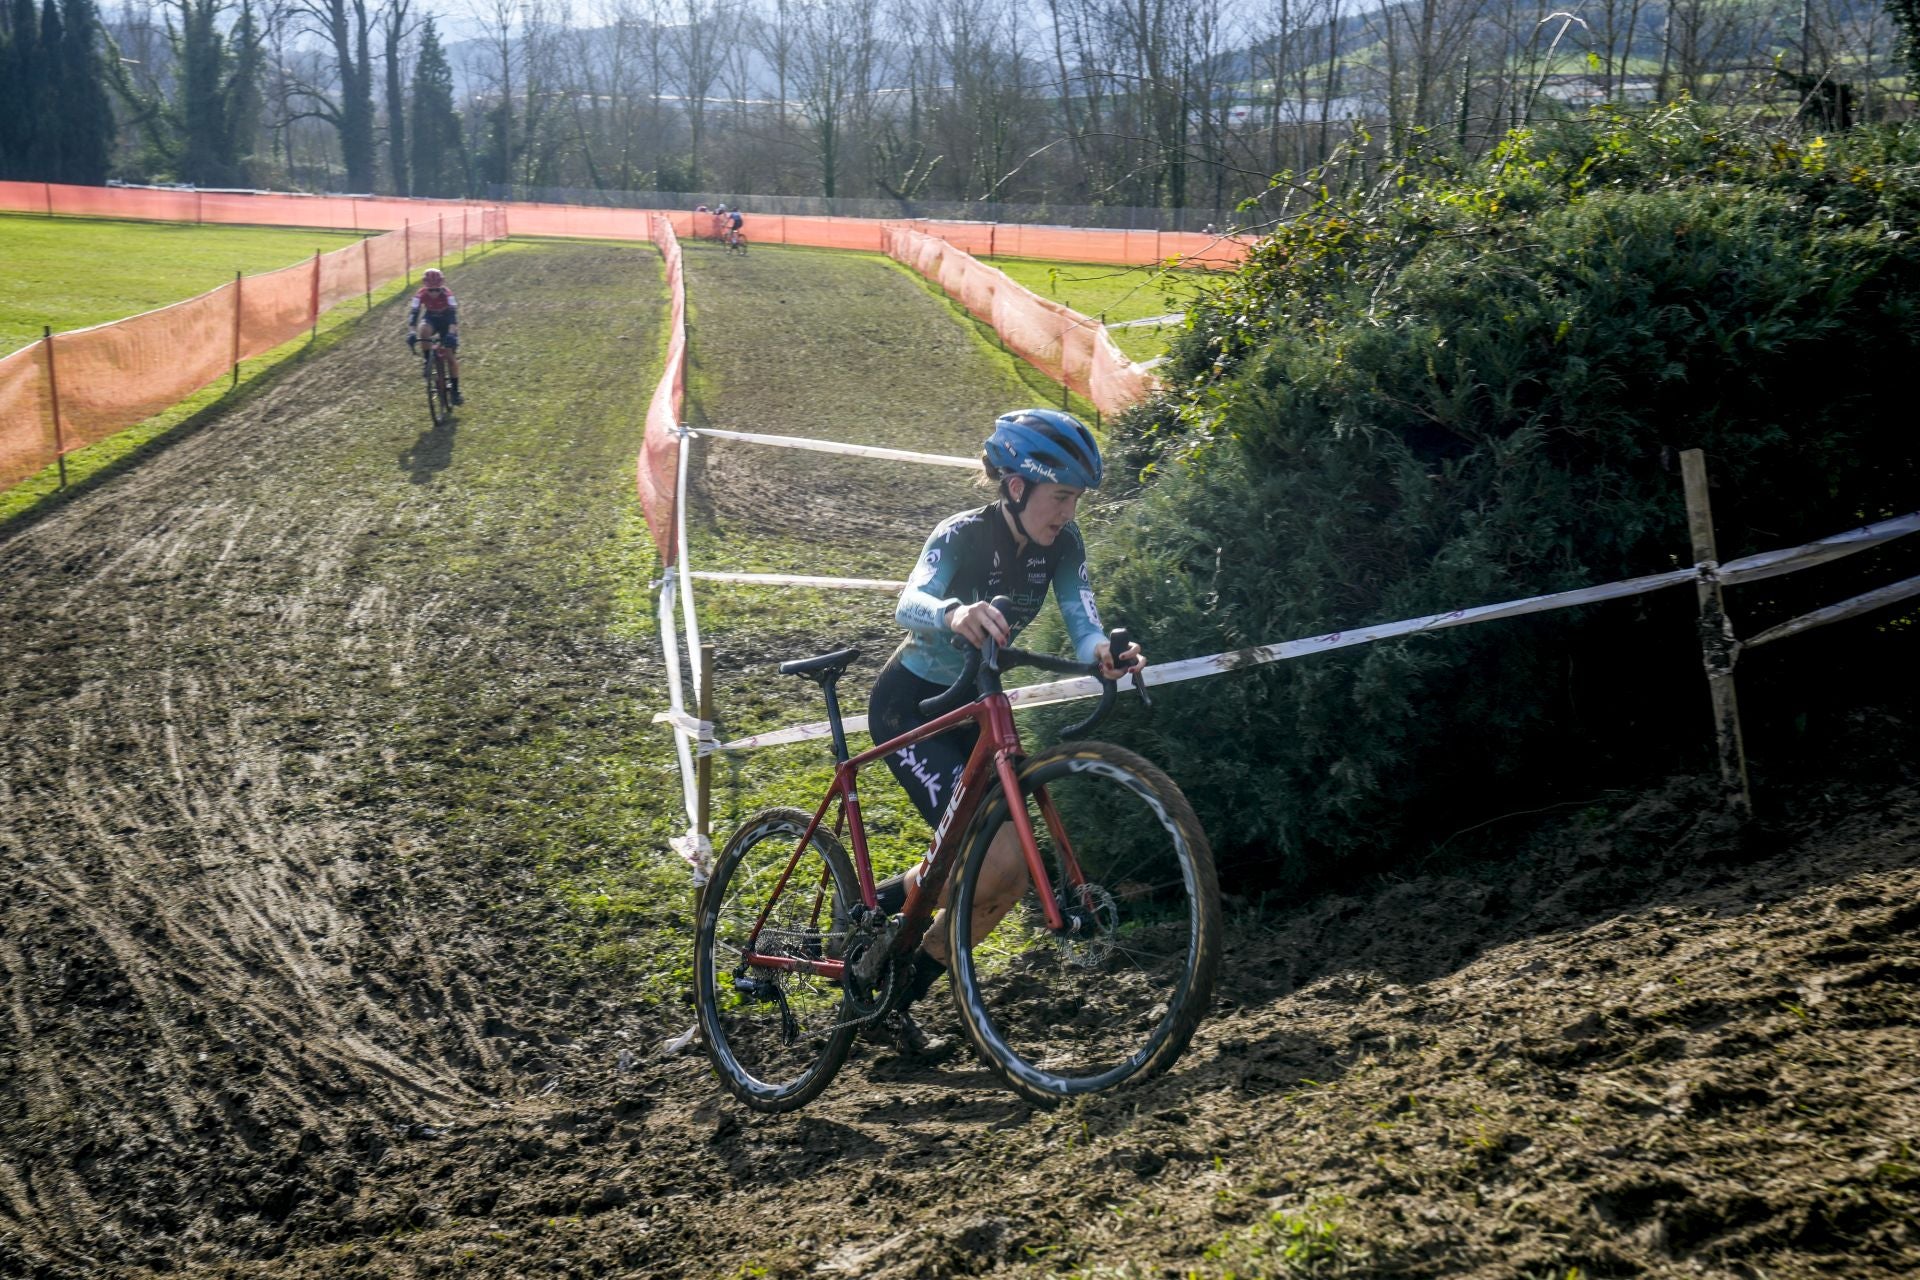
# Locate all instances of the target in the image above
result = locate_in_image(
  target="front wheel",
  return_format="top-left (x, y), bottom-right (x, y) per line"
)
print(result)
top-left (427, 353), bottom-right (453, 425)
top-left (694, 807), bottom-right (860, 1112)
top-left (947, 743), bottom-right (1221, 1106)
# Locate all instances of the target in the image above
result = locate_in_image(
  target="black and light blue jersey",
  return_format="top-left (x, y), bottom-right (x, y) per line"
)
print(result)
top-left (894, 502), bottom-right (1105, 684)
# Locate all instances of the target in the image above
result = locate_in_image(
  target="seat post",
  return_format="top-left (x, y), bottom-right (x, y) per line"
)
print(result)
top-left (819, 678), bottom-right (852, 764)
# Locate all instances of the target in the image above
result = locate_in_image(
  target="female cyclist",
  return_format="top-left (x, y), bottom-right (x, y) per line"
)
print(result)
top-left (862, 408), bottom-right (1145, 1058)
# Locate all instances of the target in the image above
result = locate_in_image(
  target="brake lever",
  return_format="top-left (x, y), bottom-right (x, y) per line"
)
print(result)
top-left (1109, 626), bottom-right (1152, 711)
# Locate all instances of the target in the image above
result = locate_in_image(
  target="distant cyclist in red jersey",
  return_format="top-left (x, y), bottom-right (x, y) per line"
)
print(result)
top-left (406, 268), bottom-right (464, 405)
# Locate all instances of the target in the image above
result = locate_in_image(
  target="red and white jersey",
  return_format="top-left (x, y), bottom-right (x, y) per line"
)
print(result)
top-left (412, 284), bottom-right (457, 315)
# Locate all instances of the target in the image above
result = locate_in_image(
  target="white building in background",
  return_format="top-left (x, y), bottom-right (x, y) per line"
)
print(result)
top-left (1533, 75), bottom-right (1660, 107)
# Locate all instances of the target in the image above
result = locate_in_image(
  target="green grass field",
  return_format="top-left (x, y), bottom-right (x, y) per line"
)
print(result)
top-left (984, 256), bottom-right (1210, 362)
top-left (0, 213), bottom-right (364, 356)
top-left (0, 213), bottom-right (496, 517)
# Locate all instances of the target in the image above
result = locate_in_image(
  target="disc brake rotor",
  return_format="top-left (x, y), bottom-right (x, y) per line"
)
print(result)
top-left (1056, 883), bottom-right (1119, 969)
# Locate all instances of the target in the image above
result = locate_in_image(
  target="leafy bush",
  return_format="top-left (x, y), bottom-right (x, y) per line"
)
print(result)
top-left (1090, 107), bottom-right (1920, 887)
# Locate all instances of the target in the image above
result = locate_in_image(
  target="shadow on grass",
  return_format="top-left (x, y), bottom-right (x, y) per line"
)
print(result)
top-left (400, 412), bottom-right (459, 484)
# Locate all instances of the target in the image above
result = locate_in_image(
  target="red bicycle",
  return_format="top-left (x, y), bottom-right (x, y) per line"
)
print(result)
top-left (694, 600), bottom-right (1222, 1111)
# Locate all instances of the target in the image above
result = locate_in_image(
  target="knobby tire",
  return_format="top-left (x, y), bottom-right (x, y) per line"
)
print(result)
top-left (945, 742), bottom-right (1222, 1106)
top-left (695, 807), bottom-right (861, 1112)
top-left (425, 350), bottom-right (452, 426)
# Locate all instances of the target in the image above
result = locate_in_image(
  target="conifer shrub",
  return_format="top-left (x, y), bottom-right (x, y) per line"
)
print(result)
top-left (1087, 108), bottom-right (1920, 888)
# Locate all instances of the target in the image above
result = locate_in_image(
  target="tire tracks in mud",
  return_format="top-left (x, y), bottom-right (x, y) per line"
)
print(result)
top-left (3, 234), bottom-right (1916, 1280)
top-left (0, 242), bottom-right (666, 1273)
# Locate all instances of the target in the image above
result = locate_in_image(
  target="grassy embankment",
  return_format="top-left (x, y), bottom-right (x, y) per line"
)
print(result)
top-left (0, 212), bottom-right (508, 521)
top-left (986, 255), bottom-right (1210, 363)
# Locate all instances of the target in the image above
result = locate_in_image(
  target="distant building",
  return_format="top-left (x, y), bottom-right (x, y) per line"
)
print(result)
top-left (1208, 97), bottom-right (1381, 130)
top-left (1533, 75), bottom-right (1660, 107)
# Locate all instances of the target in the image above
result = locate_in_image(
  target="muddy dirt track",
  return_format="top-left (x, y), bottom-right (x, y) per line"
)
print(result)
top-left (3, 237), bottom-right (1919, 1280)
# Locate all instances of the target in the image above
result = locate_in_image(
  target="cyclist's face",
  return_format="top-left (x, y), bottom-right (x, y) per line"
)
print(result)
top-left (1020, 482), bottom-right (1084, 544)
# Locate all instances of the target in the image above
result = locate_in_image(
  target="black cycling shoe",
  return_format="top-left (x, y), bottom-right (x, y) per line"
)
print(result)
top-left (451, 389), bottom-right (465, 406)
top-left (867, 1009), bottom-right (956, 1063)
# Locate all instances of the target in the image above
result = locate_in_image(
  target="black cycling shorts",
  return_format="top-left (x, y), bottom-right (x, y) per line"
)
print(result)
top-left (867, 654), bottom-right (977, 829)
top-left (421, 311), bottom-right (458, 347)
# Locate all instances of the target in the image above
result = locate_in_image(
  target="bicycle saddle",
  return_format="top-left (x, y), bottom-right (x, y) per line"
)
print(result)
top-left (778, 647), bottom-right (861, 682)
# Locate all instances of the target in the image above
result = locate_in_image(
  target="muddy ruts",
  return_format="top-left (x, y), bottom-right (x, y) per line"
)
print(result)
top-left (0, 244), bottom-right (665, 1275)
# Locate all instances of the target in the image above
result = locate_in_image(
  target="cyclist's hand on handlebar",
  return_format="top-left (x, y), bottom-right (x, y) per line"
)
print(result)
top-left (1096, 639), bottom-right (1145, 682)
top-left (947, 599), bottom-right (1009, 648)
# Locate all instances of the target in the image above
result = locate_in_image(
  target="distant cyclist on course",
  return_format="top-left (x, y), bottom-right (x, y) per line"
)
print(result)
top-left (727, 206), bottom-right (744, 247)
top-left (406, 268), bottom-right (463, 406)
top-left (859, 408), bottom-right (1145, 1059)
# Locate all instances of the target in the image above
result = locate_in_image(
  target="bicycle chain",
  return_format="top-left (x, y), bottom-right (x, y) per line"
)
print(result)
top-left (748, 926), bottom-right (898, 1036)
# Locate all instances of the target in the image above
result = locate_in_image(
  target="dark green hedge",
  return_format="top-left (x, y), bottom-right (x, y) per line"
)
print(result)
top-left (1084, 108), bottom-right (1920, 887)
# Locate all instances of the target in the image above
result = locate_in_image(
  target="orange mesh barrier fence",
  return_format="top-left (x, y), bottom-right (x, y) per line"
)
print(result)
top-left (0, 180), bottom-right (1240, 267)
top-left (22, 287), bottom-right (238, 450)
top-left (897, 220), bottom-right (1247, 270)
top-left (0, 180), bottom-right (500, 236)
top-left (881, 223), bottom-right (1159, 418)
top-left (0, 206), bottom-right (502, 491)
top-left (639, 213), bottom-right (687, 563)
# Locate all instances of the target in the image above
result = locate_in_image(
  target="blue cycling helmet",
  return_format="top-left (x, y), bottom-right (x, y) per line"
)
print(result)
top-left (985, 409), bottom-right (1103, 491)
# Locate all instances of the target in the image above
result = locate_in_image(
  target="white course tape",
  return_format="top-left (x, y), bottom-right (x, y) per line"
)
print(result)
top-left (669, 832), bottom-right (712, 886)
top-left (673, 431), bottom-right (704, 705)
top-left (1743, 572), bottom-right (1920, 651)
top-left (1718, 509), bottom-right (1920, 586)
top-left (722, 714), bottom-right (872, 754)
top-left (693, 426), bottom-right (976, 470)
top-left (709, 565), bottom-right (1702, 755)
top-left (689, 571), bottom-right (909, 591)
top-left (656, 578), bottom-right (706, 869)
top-left (651, 707), bottom-right (719, 750)
top-left (1108, 312), bottom-right (1183, 329)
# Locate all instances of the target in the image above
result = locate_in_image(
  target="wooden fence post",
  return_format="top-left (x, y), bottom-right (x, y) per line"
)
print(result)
top-left (462, 207), bottom-right (469, 263)
top-left (309, 249), bottom-right (322, 342)
top-left (230, 270), bottom-right (242, 387)
top-left (1681, 448), bottom-right (1753, 819)
top-left (404, 221), bottom-right (412, 283)
top-left (437, 215), bottom-right (445, 262)
top-left (41, 327), bottom-right (67, 488)
top-left (362, 236), bottom-right (372, 310)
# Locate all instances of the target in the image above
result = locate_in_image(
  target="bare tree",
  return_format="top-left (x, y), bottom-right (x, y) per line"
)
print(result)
top-left (293, 0), bottom-right (376, 189)
top-left (789, 0), bottom-right (881, 196)
top-left (665, 0), bottom-right (735, 186)
top-left (380, 0), bottom-right (414, 192)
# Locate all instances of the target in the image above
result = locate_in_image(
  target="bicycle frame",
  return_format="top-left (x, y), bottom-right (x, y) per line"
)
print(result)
top-left (739, 688), bottom-right (1089, 981)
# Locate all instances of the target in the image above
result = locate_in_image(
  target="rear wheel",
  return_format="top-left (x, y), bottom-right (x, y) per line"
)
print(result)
top-left (947, 743), bottom-right (1221, 1106)
top-left (695, 807), bottom-right (860, 1112)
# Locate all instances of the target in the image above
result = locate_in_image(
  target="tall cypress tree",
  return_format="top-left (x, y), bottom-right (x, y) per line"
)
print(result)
top-left (58, 0), bottom-right (113, 183)
top-left (0, 0), bottom-right (26, 179)
top-left (30, 0), bottom-right (64, 179)
top-left (408, 17), bottom-right (462, 197)
top-left (225, 0), bottom-right (262, 183)
top-left (177, 0), bottom-right (231, 184)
